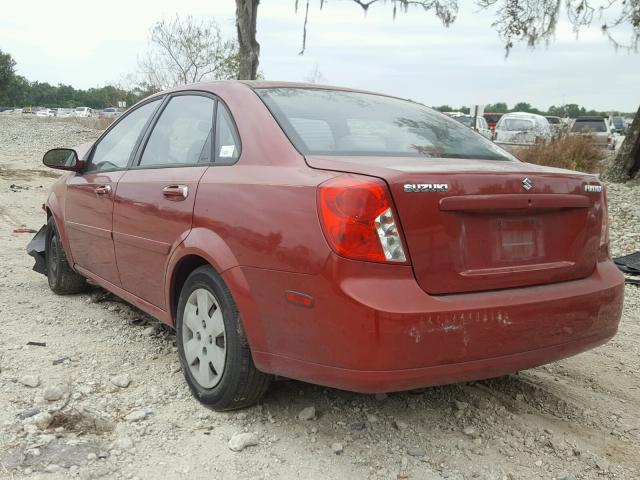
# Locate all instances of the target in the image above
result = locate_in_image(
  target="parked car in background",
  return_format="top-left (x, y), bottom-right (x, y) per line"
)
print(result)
top-left (22, 106), bottom-right (45, 114)
top-left (452, 114), bottom-right (493, 140)
top-left (100, 107), bottom-right (122, 119)
top-left (494, 112), bottom-right (552, 146)
top-left (545, 116), bottom-right (564, 134)
top-left (35, 108), bottom-right (54, 117)
top-left (74, 107), bottom-right (94, 117)
top-left (609, 116), bottom-right (626, 135)
top-left (55, 108), bottom-right (74, 118)
top-left (483, 112), bottom-right (504, 131)
top-left (570, 116), bottom-right (615, 150)
top-left (29, 81), bottom-right (623, 411)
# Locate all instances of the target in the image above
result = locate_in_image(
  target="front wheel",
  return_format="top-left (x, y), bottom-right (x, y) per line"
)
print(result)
top-left (176, 265), bottom-right (271, 410)
top-left (45, 218), bottom-right (86, 294)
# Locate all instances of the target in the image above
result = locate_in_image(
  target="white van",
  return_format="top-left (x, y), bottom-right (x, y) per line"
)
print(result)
top-left (74, 107), bottom-right (94, 118)
top-left (494, 112), bottom-right (552, 146)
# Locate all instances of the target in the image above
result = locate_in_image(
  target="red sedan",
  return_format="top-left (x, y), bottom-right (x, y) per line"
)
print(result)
top-left (29, 82), bottom-right (624, 410)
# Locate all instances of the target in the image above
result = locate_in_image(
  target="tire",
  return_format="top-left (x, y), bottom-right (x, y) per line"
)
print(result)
top-left (45, 217), bottom-right (86, 294)
top-left (176, 265), bottom-right (271, 411)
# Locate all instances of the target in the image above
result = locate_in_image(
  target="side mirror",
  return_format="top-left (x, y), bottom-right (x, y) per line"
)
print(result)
top-left (42, 148), bottom-right (83, 172)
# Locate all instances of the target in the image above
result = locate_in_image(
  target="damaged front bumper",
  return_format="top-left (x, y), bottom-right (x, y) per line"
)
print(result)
top-left (26, 224), bottom-right (47, 275)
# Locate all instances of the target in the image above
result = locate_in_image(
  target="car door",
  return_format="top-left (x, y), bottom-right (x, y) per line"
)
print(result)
top-left (64, 99), bottom-right (161, 285)
top-left (112, 93), bottom-right (217, 309)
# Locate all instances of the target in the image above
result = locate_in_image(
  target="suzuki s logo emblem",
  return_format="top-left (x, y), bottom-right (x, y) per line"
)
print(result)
top-left (522, 177), bottom-right (533, 191)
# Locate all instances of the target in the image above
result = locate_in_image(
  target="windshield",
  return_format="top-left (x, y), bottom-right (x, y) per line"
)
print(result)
top-left (256, 88), bottom-right (512, 160)
top-left (572, 120), bottom-right (606, 133)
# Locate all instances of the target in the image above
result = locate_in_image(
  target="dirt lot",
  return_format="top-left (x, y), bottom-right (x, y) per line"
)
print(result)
top-left (1, 115), bottom-right (639, 480)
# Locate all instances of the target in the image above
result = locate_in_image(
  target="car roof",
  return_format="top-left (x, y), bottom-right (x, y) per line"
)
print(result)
top-left (501, 111), bottom-right (546, 120)
top-left (151, 80), bottom-right (413, 105)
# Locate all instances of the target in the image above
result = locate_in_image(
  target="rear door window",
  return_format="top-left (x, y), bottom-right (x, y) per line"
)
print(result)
top-left (139, 95), bottom-right (215, 167)
top-left (214, 103), bottom-right (241, 162)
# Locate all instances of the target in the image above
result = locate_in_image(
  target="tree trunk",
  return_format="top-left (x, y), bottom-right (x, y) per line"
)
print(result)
top-left (603, 106), bottom-right (640, 182)
top-left (235, 0), bottom-right (260, 80)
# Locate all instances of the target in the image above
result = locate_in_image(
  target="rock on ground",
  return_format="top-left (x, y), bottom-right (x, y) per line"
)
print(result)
top-left (228, 432), bottom-right (259, 452)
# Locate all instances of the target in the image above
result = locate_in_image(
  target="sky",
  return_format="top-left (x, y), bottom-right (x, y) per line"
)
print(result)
top-left (0, 0), bottom-right (638, 111)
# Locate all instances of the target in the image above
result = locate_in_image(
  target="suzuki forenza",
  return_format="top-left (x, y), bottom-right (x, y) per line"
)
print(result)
top-left (29, 82), bottom-right (624, 410)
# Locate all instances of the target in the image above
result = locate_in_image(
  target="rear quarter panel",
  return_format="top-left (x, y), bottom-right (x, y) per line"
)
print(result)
top-left (193, 165), bottom-right (336, 274)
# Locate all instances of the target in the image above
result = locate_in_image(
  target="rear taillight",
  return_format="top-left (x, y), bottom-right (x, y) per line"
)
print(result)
top-left (317, 175), bottom-right (407, 263)
top-left (599, 188), bottom-right (609, 259)
top-left (607, 135), bottom-right (612, 145)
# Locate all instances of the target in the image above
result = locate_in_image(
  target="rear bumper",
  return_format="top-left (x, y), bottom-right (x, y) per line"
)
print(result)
top-left (254, 329), bottom-right (615, 393)
top-left (239, 255), bottom-right (624, 393)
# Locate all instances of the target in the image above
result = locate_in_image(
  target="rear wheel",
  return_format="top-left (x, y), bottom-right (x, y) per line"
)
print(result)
top-left (176, 265), bottom-right (271, 410)
top-left (45, 218), bottom-right (86, 294)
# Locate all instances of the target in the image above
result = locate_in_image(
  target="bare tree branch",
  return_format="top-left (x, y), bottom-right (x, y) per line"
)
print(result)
top-left (138, 15), bottom-right (239, 90)
top-left (299, 0), bottom-right (311, 54)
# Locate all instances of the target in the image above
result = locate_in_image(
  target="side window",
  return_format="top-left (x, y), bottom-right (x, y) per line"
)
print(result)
top-left (87, 100), bottom-right (160, 172)
top-left (215, 103), bottom-right (240, 162)
top-left (139, 95), bottom-right (215, 167)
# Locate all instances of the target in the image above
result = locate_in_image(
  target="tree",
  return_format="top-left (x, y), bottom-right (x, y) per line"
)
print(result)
top-left (0, 49), bottom-right (17, 104)
top-left (485, 102), bottom-right (509, 113)
top-left (234, 0), bottom-right (639, 180)
top-left (602, 106), bottom-right (640, 182)
top-left (139, 15), bottom-right (239, 90)
top-left (512, 102), bottom-right (541, 114)
top-left (303, 64), bottom-right (327, 84)
top-left (235, 0), bottom-right (260, 80)
top-left (432, 105), bottom-right (454, 112)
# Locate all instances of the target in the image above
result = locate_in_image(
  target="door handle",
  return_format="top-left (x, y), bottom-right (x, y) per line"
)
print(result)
top-left (162, 185), bottom-right (189, 200)
top-left (95, 185), bottom-right (112, 196)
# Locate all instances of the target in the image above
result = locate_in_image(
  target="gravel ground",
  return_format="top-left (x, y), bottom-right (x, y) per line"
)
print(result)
top-left (0, 115), bottom-right (639, 480)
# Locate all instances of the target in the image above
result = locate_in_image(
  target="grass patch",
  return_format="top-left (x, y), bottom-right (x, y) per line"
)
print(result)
top-left (506, 134), bottom-right (606, 173)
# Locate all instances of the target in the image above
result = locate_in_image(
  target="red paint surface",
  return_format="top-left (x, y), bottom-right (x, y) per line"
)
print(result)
top-left (42, 81), bottom-right (625, 393)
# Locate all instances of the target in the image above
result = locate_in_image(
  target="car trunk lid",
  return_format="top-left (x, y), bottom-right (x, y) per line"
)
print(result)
top-left (307, 155), bottom-right (604, 294)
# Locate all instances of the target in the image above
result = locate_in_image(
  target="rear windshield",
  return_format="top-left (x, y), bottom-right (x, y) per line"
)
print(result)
top-left (546, 117), bottom-right (561, 124)
top-left (256, 88), bottom-right (512, 160)
top-left (500, 118), bottom-right (535, 131)
top-left (572, 120), bottom-right (606, 132)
